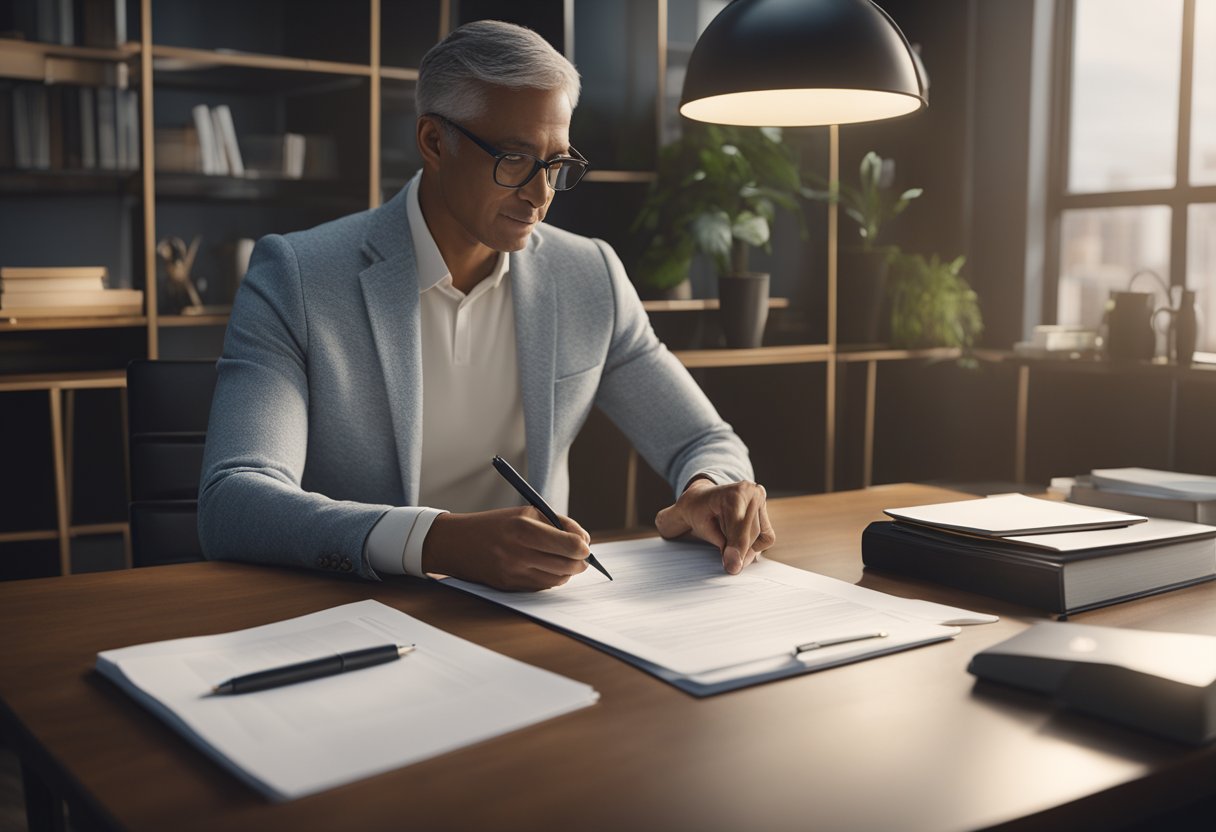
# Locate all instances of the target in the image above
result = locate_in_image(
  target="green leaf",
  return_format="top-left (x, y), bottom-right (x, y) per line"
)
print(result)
top-left (691, 211), bottom-right (732, 261)
top-left (732, 212), bottom-right (770, 247)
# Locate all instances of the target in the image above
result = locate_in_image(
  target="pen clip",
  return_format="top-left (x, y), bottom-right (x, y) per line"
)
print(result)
top-left (793, 631), bottom-right (888, 655)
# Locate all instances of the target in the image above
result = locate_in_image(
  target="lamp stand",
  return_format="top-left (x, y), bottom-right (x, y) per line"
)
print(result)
top-left (825, 123), bottom-right (839, 492)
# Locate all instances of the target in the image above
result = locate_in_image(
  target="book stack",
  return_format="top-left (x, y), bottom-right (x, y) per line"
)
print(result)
top-left (861, 493), bottom-right (1216, 615)
top-left (1068, 467), bottom-right (1216, 524)
top-left (0, 266), bottom-right (143, 318)
top-left (1013, 324), bottom-right (1099, 358)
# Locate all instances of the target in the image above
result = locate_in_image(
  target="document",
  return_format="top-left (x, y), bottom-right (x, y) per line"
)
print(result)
top-left (444, 538), bottom-right (997, 695)
top-left (96, 601), bottom-right (598, 801)
top-left (884, 492), bottom-right (1145, 536)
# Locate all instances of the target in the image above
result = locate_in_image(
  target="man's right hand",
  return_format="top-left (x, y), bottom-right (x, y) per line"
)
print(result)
top-left (420, 507), bottom-right (591, 591)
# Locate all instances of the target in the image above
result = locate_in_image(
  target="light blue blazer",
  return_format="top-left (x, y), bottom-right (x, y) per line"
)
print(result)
top-left (198, 185), bottom-right (753, 579)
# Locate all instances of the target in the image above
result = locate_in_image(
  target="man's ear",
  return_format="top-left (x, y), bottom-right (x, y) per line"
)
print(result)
top-left (417, 116), bottom-right (445, 168)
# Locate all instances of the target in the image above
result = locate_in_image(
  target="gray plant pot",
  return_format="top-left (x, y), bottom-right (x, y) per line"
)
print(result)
top-left (718, 272), bottom-right (769, 349)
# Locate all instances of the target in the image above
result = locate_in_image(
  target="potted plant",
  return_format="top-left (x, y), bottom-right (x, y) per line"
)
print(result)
top-left (805, 151), bottom-right (922, 344)
top-left (886, 252), bottom-right (984, 364)
top-left (632, 123), bottom-right (807, 348)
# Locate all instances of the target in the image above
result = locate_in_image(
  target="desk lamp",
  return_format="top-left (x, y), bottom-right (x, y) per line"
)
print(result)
top-left (679, 0), bottom-right (926, 490)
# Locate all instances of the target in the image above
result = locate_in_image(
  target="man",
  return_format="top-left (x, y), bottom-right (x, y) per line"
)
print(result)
top-left (199, 20), bottom-right (775, 590)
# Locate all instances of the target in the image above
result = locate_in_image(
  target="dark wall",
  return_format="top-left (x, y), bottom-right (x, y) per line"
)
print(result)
top-left (839, 0), bottom-right (1047, 350)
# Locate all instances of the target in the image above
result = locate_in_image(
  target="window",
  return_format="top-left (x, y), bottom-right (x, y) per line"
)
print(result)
top-left (1051, 0), bottom-right (1216, 351)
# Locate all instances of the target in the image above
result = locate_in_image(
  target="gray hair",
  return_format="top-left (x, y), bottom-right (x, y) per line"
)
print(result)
top-left (416, 20), bottom-right (581, 129)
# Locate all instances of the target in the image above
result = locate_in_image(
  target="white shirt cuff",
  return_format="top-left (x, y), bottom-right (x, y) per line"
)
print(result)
top-left (402, 508), bottom-right (447, 577)
top-left (685, 470), bottom-right (723, 490)
top-left (365, 507), bottom-right (448, 577)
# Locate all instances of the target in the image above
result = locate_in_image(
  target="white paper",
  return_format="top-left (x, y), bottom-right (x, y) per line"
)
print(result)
top-left (444, 538), bottom-right (995, 680)
top-left (96, 601), bottom-right (598, 801)
top-left (885, 493), bottom-right (1145, 536)
top-left (1003, 516), bottom-right (1216, 552)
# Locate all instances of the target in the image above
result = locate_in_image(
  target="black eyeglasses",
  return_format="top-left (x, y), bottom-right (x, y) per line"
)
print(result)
top-left (425, 113), bottom-right (589, 191)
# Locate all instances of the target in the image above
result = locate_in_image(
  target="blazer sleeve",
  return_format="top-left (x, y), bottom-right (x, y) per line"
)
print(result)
top-left (589, 239), bottom-right (754, 496)
top-left (197, 234), bottom-right (389, 580)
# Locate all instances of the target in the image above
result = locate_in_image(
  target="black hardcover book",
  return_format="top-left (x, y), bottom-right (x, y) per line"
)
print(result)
top-left (0, 82), bottom-right (12, 170)
top-left (861, 520), bottom-right (1216, 616)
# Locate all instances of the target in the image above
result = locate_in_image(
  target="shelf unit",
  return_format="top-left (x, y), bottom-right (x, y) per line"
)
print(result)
top-left (0, 370), bottom-right (131, 574)
top-left (0, 0), bottom-right (891, 574)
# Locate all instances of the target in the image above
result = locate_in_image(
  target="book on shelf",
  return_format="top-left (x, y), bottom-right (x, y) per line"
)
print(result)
top-left (82, 0), bottom-right (127, 48)
top-left (0, 84), bottom-right (14, 170)
top-left (154, 127), bottom-right (202, 173)
top-left (0, 266), bottom-right (108, 280)
top-left (211, 105), bottom-right (244, 176)
top-left (862, 499), bottom-right (1216, 615)
top-left (0, 288), bottom-right (141, 308)
top-left (1068, 468), bottom-right (1216, 525)
top-left (79, 87), bottom-right (96, 168)
top-left (191, 104), bottom-right (250, 176)
top-left (0, 302), bottom-right (142, 318)
top-left (1, 275), bottom-right (106, 292)
top-left (7, 0), bottom-right (126, 47)
top-left (191, 104), bottom-right (224, 175)
top-left (7, 81), bottom-right (136, 173)
top-left (284, 132), bottom-right (305, 179)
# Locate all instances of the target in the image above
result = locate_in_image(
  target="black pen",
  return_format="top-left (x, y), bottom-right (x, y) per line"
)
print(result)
top-left (492, 455), bottom-right (613, 581)
top-left (210, 644), bottom-right (415, 695)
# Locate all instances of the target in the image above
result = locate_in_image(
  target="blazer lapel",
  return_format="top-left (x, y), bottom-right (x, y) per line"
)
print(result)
top-left (359, 188), bottom-right (423, 505)
top-left (510, 239), bottom-right (556, 497)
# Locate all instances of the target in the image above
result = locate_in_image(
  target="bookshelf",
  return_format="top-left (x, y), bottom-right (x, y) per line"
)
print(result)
top-left (0, 0), bottom-right (845, 577)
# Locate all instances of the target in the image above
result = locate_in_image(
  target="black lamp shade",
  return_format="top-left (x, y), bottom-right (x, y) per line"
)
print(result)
top-left (680, 0), bottom-right (926, 126)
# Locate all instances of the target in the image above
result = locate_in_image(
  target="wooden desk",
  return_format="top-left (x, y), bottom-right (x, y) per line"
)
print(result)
top-left (3, 484), bottom-right (1216, 832)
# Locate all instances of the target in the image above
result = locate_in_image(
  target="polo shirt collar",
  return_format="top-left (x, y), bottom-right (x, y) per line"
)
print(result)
top-left (406, 172), bottom-right (509, 294)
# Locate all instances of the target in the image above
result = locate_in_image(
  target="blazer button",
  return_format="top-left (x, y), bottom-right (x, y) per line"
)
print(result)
top-left (340, 557), bottom-right (352, 572)
top-left (316, 555), bottom-right (329, 569)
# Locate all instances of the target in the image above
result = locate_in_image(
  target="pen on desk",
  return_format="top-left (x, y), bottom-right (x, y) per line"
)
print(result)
top-left (794, 632), bottom-right (888, 655)
top-left (491, 455), bottom-right (613, 581)
top-left (211, 644), bottom-right (415, 695)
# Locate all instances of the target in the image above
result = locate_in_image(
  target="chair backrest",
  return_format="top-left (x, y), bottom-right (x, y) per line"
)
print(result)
top-left (126, 359), bottom-right (218, 567)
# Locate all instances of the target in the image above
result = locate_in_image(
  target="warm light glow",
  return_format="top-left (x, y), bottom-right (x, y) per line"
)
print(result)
top-left (680, 88), bottom-right (923, 126)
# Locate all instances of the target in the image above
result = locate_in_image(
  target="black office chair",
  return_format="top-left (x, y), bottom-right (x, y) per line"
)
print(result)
top-left (126, 359), bottom-right (218, 567)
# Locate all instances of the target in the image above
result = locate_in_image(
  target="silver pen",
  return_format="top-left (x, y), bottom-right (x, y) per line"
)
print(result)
top-left (794, 631), bottom-right (888, 655)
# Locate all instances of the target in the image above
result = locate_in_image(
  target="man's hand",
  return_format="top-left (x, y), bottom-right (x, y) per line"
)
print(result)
top-left (654, 479), bottom-right (776, 574)
top-left (421, 507), bottom-right (591, 591)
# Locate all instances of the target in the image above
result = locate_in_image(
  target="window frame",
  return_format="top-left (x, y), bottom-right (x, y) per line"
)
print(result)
top-left (1044, 0), bottom-right (1216, 325)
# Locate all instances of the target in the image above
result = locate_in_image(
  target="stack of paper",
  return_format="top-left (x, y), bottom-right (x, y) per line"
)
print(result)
top-left (96, 601), bottom-right (598, 800)
top-left (1070, 468), bottom-right (1216, 524)
top-left (1090, 468), bottom-right (1216, 501)
top-left (444, 537), bottom-right (996, 696)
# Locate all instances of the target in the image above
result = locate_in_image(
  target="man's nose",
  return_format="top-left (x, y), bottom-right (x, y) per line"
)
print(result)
top-left (518, 168), bottom-right (551, 208)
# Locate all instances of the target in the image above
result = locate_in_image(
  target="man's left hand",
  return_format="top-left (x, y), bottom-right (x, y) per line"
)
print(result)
top-left (654, 479), bottom-right (776, 574)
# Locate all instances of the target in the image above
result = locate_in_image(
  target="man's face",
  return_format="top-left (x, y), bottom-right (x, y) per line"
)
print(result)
top-left (435, 86), bottom-right (573, 253)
